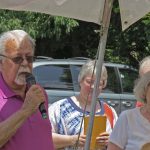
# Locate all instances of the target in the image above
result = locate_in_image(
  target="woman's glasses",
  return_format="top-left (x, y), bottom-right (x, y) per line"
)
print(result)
top-left (0, 54), bottom-right (35, 64)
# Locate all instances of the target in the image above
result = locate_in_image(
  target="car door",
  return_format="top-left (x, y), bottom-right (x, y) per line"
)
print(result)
top-left (101, 66), bottom-right (121, 115)
top-left (118, 67), bottom-right (138, 113)
top-left (70, 63), bottom-right (84, 95)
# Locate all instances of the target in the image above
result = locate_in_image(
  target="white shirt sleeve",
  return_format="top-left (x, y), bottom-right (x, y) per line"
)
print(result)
top-left (48, 102), bottom-right (61, 133)
top-left (109, 111), bottom-right (128, 149)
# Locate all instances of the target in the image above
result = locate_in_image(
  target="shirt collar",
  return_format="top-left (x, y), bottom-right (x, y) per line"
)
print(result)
top-left (0, 73), bottom-right (19, 98)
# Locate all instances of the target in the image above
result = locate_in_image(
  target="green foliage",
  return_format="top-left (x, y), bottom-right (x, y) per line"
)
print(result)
top-left (0, 10), bottom-right (79, 39)
top-left (105, 2), bottom-right (150, 68)
top-left (0, 6), bottom-right (149, 67)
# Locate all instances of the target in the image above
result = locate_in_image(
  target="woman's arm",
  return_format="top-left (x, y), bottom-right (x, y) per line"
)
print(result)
top-left (107, 142), bottom-right (123, 150)
top-left (52, 133), bottom-right (86, 149)
top-left (52, 133), bottom-right (77, 149)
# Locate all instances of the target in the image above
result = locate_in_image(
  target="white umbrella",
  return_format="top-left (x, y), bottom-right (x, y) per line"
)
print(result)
top-left (0, 0), bottom-right (149, 30)
top-left (0, 0), bottom-right (149, 149)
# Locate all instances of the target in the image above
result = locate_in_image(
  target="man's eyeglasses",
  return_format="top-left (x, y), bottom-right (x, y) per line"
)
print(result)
top-left (0, 54), bottom-right (36, 64)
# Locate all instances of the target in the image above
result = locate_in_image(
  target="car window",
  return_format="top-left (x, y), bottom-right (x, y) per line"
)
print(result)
top-left (103, 66), bottom-right (120, 93)
top-left (33, 64), bottom-right (73, 90)
top-left (119, 68), bottom-right (138, 93)
top-left (70, 64), bottom-right (82, 91)
top-left (71, 65), bottom-right (120, 93)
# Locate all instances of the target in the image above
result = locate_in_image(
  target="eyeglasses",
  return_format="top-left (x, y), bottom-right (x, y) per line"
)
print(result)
top-left (0, 54), bottom-right (35, 64)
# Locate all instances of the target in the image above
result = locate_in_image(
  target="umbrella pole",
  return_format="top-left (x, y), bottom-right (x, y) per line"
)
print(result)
top-left (84, 0), bottom-right (114, 149)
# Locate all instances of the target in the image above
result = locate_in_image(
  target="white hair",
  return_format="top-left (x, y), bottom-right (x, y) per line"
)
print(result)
top-left (78, 59), bottom-right (107, 86)
top-left (0, 30), bottom-right (35, 59)
top-left (139, 56), bottom-right (150, 76)
top-left (134, 71), bottom-right (150, 103)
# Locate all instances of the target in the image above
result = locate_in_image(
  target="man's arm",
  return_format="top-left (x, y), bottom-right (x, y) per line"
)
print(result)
top-left (0, 84), bottom-right (45, 148)
top-left (0, 109), bottom-right (30, 147)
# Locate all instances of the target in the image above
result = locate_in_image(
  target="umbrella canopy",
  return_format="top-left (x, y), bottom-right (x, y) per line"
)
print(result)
top-left (0, 0), bottom-right (149, 30)
top-left (119, 0), bottom-right (150, 30)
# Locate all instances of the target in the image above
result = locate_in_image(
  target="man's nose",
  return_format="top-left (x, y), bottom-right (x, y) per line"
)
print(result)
top-left (21, 56), bottom-right (28, 65)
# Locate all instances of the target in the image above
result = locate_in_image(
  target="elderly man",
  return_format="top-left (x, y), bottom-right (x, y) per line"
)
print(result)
top-left (0, 30), bottom-right (54, 150)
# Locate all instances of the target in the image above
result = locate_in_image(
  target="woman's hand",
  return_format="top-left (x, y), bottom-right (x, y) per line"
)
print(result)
top-left (95, 132), bottom-right (109, 149)
top-left (72, 134), bottom-right (86, 147)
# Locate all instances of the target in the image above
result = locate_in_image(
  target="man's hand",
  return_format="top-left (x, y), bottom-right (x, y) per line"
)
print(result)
top-left (21, 85), bottom-right (45, 116)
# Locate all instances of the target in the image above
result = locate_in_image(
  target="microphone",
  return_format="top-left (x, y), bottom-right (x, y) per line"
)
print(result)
top-left (25, 73), bottom-right (47, 119)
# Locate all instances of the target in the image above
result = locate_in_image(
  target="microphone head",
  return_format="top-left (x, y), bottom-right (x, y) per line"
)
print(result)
top-left (25, 73), bottom-right (36, 86)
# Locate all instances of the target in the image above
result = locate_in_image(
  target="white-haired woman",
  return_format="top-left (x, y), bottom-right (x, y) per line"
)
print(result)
top-left (136, 56), bottom-right (150, 107)
top-left (107, 71), bottom-right (150, 150)
top-left (49, 59), bottom-right (118, 150)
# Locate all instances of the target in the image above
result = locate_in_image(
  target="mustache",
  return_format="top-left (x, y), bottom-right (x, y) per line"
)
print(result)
top-left (18, 67), bottom-right (31, 75)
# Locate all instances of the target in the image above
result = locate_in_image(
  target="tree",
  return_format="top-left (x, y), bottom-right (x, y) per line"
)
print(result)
top-left (0, 10), bottom-right (78, 38)
top-left (0, 7), bottom-right (149, 68)
top-left (105, 1), bottom-right (150, 68)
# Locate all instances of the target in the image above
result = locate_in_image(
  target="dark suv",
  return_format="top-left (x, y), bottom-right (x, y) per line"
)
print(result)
top-left (33, 57), bottom-right (138, 115)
